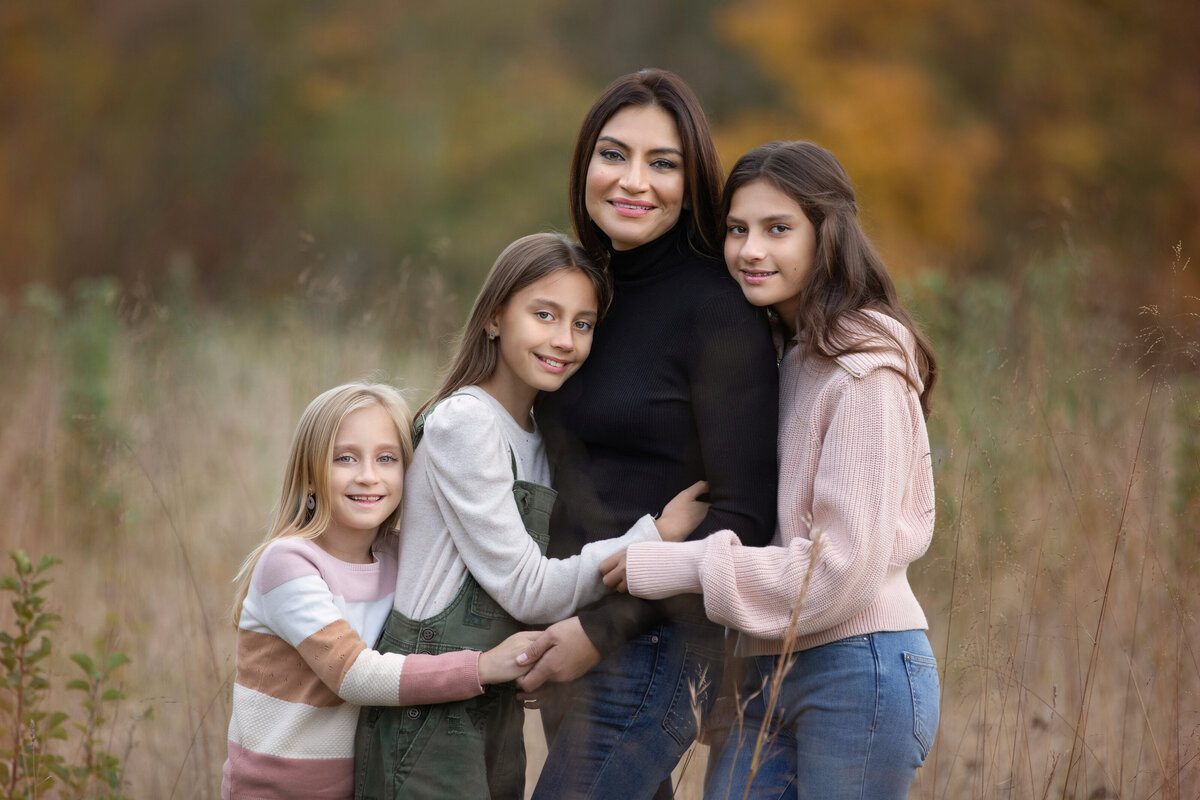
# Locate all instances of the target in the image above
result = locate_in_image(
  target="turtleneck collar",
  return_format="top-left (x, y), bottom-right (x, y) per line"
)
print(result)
top-left (605, 218), bottom-right (697, 286)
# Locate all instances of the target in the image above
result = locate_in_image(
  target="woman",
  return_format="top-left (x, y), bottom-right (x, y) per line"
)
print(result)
top-left (519, 69), bottom-right (779, 799)
top-left (605, 141), bottom-right (941, 798)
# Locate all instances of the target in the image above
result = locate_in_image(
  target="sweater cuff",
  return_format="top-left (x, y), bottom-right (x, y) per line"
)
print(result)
top-left (626, 539), bottom-right (707, 600)
top-left (629, 513), bottom-right (663, 543)
top-left (397, 650), bottom-right (483, 706)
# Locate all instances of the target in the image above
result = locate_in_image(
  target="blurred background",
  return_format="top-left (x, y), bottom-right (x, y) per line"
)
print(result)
top-left (1, 2), bottom-right (1197, 798)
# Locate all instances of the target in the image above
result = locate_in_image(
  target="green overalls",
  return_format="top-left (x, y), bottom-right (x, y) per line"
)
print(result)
top-left (354, 397), bottom-right (555, 800)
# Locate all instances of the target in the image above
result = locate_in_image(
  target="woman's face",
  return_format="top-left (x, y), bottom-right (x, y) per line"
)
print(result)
top-left (584, 105), bottom-right (686, 251)
top-left (724, 179), bottom-right (817, 328)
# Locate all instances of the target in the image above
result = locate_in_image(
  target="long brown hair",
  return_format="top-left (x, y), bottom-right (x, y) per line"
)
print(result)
top-left (422, 232), bottom-right (610, 417)
top-left (723, 141), bottom-right (938, 415)
top-left (231, 381), bottom-right (414, 625)
top-left (568, 68), bottom-right (723, 264)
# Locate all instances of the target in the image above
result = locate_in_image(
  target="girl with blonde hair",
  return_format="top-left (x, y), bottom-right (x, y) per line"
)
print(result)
top-left (223, 381), bottom-right (535, 800)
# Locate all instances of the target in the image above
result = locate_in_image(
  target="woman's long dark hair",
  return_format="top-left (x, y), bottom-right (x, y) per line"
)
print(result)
top-left (568, 68), bottom-right (723, 265)
top-left (724, 141), bottom-right (938, 415)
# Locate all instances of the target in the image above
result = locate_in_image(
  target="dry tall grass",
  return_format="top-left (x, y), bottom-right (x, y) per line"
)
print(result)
top-left (0, 246), bottom-right (1196, 798)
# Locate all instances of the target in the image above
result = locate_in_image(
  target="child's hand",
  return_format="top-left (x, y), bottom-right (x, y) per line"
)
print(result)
top-left (478, 630), bottom-right (541, 684)
top-left (654, 480), bottom-right (710, 542)
top-left (599, 550), bottom-right (628, 592)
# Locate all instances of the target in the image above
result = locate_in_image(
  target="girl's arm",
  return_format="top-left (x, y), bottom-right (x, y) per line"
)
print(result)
top-left (624, 368), bottom-right (931, 640)
top-left (422, 395), bottom-right (664, 624)
top-left (245, 542), bottom-right (527, 706)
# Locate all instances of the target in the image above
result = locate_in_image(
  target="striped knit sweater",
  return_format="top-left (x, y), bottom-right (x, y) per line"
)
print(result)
top-left (222, 536), bottom-right (483, 800)
top-left (625, 310), bottom-right (935, 657)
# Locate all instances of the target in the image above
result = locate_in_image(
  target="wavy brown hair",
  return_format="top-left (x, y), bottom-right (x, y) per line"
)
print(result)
top-left (724, 141), bottom-right (938, 415)
top-left (568, 68), bottom-right (723, 264)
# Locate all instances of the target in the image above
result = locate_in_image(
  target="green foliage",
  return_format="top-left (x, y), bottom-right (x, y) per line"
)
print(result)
top-left (0, 552), bottom-right (141, 800)
top-left (0, 551), bottom-right (67, 799)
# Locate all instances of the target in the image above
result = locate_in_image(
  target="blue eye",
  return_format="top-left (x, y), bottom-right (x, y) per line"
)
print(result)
top-left (378, 454), bottom-right (398, 463)
top-left (335, 454), bottom-right (354, 463)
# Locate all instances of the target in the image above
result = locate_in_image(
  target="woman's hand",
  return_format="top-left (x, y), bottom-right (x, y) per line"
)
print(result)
top-left (599, 550), bottom-right (628, 592)
top-left (654, 480), bottom-right (710, 542)
top-left (514, 617), bottom-right (601, 693)
top-left (478, 630), bottom-right (540, 684)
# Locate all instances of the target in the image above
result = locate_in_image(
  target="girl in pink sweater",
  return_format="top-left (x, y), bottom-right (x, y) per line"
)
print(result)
top-left (222, 382), bottom-right (537, 800)
top-left (602, 141), bottom-right (941, 799)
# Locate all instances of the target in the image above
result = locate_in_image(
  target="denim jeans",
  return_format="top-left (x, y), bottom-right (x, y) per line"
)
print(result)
top-left (705, 630), bottom-right (939, 800)
top-left (533, 613), bottom-right (725, 800)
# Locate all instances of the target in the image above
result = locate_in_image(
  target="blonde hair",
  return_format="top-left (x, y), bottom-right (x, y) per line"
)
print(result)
top-left (231, 381), bottom-right (414, 626)
top-left (420, 232), bottom-right (610, 417)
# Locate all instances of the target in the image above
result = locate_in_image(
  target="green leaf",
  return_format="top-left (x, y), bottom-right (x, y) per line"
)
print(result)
top-left (104, 652), bottom-right (131, 672)
top-left (101, 688), bottom-right (124, 702)
top-left (70, 652), bottom-right (95, 674)
top-left (35, 554), bottom-right (61, 573)
top-left (65, 679), bottom-right (90, 691)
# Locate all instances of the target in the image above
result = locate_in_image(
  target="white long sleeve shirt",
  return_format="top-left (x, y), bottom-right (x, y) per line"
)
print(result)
top-left (393, 386), bottom-right (660, 623)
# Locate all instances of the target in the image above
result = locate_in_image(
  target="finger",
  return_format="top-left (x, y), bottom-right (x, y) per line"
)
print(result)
top-left (601, 566), bottom-right (620, 589)
top-left (599, 551), bottom-right (620, 573)
top-left (688, 480), bottom-right (710, 498)
top-left (516, 631), bottom-right (553, 666)
top-left (517, 663), bottom-right (550, 693)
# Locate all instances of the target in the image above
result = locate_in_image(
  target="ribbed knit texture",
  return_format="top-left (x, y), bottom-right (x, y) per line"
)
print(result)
top-left (625, 310), bottom-right (935, 657)
top-left (222, 537), bottom-right (483, 800)
top-left (536, 219), bottom-right (779, 654)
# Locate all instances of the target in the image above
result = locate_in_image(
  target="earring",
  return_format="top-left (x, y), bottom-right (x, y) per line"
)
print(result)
top-left (487, 330), bottom-right (496, 341)
top-left (306, 493), bottom-right (316, 511)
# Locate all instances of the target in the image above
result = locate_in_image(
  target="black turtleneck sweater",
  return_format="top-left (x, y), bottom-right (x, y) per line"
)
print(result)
top-left (536, 221), bottom-right (779, 655)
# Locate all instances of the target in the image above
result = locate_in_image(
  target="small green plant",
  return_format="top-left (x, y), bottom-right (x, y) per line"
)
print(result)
top-left (0, 551), bottom-right (67, 799)
top-left (0, 552), bottom-right (141, 800)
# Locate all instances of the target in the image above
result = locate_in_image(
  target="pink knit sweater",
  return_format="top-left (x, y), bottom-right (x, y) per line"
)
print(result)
top-left (625, 310), bottom-right (934, 657)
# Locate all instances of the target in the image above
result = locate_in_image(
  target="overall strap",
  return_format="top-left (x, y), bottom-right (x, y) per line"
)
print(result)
top-left (415, 393), bottom-right (518, 480)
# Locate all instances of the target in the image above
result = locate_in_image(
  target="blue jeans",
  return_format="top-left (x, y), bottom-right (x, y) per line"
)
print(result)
top-left (705, 630), bottom-right (939, 800)
top-left (533, 614), bottom-right (725, 800)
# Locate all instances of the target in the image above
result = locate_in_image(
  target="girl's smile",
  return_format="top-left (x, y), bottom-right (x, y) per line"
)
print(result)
top-left (481, 268), bottom-right (599, 427)
top-left (319, 403), bottom-right (406, 562)
top-left (724, 178), bottom-right (818, 328)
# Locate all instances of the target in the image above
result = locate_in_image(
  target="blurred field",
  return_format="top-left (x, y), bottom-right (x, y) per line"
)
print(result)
top-left (0, 243), bottom-right (1196, 798)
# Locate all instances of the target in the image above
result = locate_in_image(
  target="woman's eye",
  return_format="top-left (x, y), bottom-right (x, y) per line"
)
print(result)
top-left (378, 454), bottom-right (397, 463)
top-left (727, 225), bottom-right (747, 236)
top-left (335, 454), bottom-right (354, 463)
top-left (650, 158), bottom-right (677, 170)
top-left (770, 224), bottom-right (790, 234)
top-left (598, 149), bottom-right (623, 162)
top-left (535, 310), bottom-right (554, 321)
top-left (574, 320), bottom-right (593, 332)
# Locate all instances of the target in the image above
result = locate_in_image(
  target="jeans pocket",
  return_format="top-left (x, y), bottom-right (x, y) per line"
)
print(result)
top-left (903, 651), bottom-right (940, 760)
top-left (662, 642), bottom-right (722, 748)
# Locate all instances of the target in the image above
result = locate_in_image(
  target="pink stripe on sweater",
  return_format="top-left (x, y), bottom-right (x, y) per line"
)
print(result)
top-left (254, 538), bottom-right (397, 602)
top-left (223, 741), bottom-right (352, 799)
